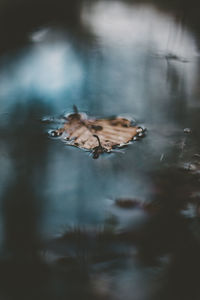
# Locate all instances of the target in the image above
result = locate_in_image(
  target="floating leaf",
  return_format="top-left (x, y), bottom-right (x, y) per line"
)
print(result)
top-left (50, 106), bottom-right (145, 158)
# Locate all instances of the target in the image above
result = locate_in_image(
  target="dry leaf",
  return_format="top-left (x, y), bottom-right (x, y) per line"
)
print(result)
top-left (50, 106), bottom-right (145, 158)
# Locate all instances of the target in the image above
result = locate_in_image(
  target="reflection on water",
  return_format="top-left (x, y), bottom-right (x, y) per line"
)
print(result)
top-left (0, 0), bottom-right (200, 299)
top-left (0, 39), bottom-right (84, 111)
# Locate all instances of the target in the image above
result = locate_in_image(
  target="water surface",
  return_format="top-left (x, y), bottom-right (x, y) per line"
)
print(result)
top-left (0, 1), bottom-right (200, 299)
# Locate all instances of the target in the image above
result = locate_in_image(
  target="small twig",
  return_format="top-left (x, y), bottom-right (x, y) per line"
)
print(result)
top-left (93, 134), bottom-right (102, 147)
top-left (92, 135), bottom-right (107, 159)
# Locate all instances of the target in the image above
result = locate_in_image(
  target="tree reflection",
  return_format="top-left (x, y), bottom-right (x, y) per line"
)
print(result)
top-left (0, 100), bottom-right (51, 299)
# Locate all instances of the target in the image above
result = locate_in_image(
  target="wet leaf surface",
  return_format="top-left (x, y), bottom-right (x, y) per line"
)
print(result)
top-left (50, 106), bottom-right (145, 158)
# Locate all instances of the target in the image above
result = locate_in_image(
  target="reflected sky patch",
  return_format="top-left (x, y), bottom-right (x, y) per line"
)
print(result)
top-left (82, 1), bottom-right (196, 56)
top-left (0, 35), bottom-right (84, 112)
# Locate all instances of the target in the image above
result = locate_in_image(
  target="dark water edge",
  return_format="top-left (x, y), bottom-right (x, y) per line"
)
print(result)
top-left (0, 0), bottom-right (200, 299)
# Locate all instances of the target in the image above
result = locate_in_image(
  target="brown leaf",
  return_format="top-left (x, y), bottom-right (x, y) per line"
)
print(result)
top-left (50, 107), bottom-right (145, 158)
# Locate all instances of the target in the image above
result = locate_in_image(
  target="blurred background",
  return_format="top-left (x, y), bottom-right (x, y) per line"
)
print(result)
top-left (1, 0), bottom-right (200, 299)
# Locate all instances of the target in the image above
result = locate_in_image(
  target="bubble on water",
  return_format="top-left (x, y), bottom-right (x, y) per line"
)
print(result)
top-left (61, 131), bottom-right (69, 140)
top-left (184, 128), bottom-right (192, 134)
top-left (136, 127), bottom-right (143, 133)
top-left (138, 132), bottom-right (144, 138)
top-left (48, 130), bottom-right (61, 138)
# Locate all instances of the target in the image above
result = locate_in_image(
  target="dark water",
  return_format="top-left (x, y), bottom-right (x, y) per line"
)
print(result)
top-left (1, 0), bottom-right (200, 299)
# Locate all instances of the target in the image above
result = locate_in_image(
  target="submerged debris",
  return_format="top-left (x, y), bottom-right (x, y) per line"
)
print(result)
top-left (115, 198), bottom-right (141, 209)
top-left (49, 106), bottom-right (146, 158)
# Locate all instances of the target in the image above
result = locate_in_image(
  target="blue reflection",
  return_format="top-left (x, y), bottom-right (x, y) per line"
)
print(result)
top-left (0, 38), bottom-right (84, 112)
